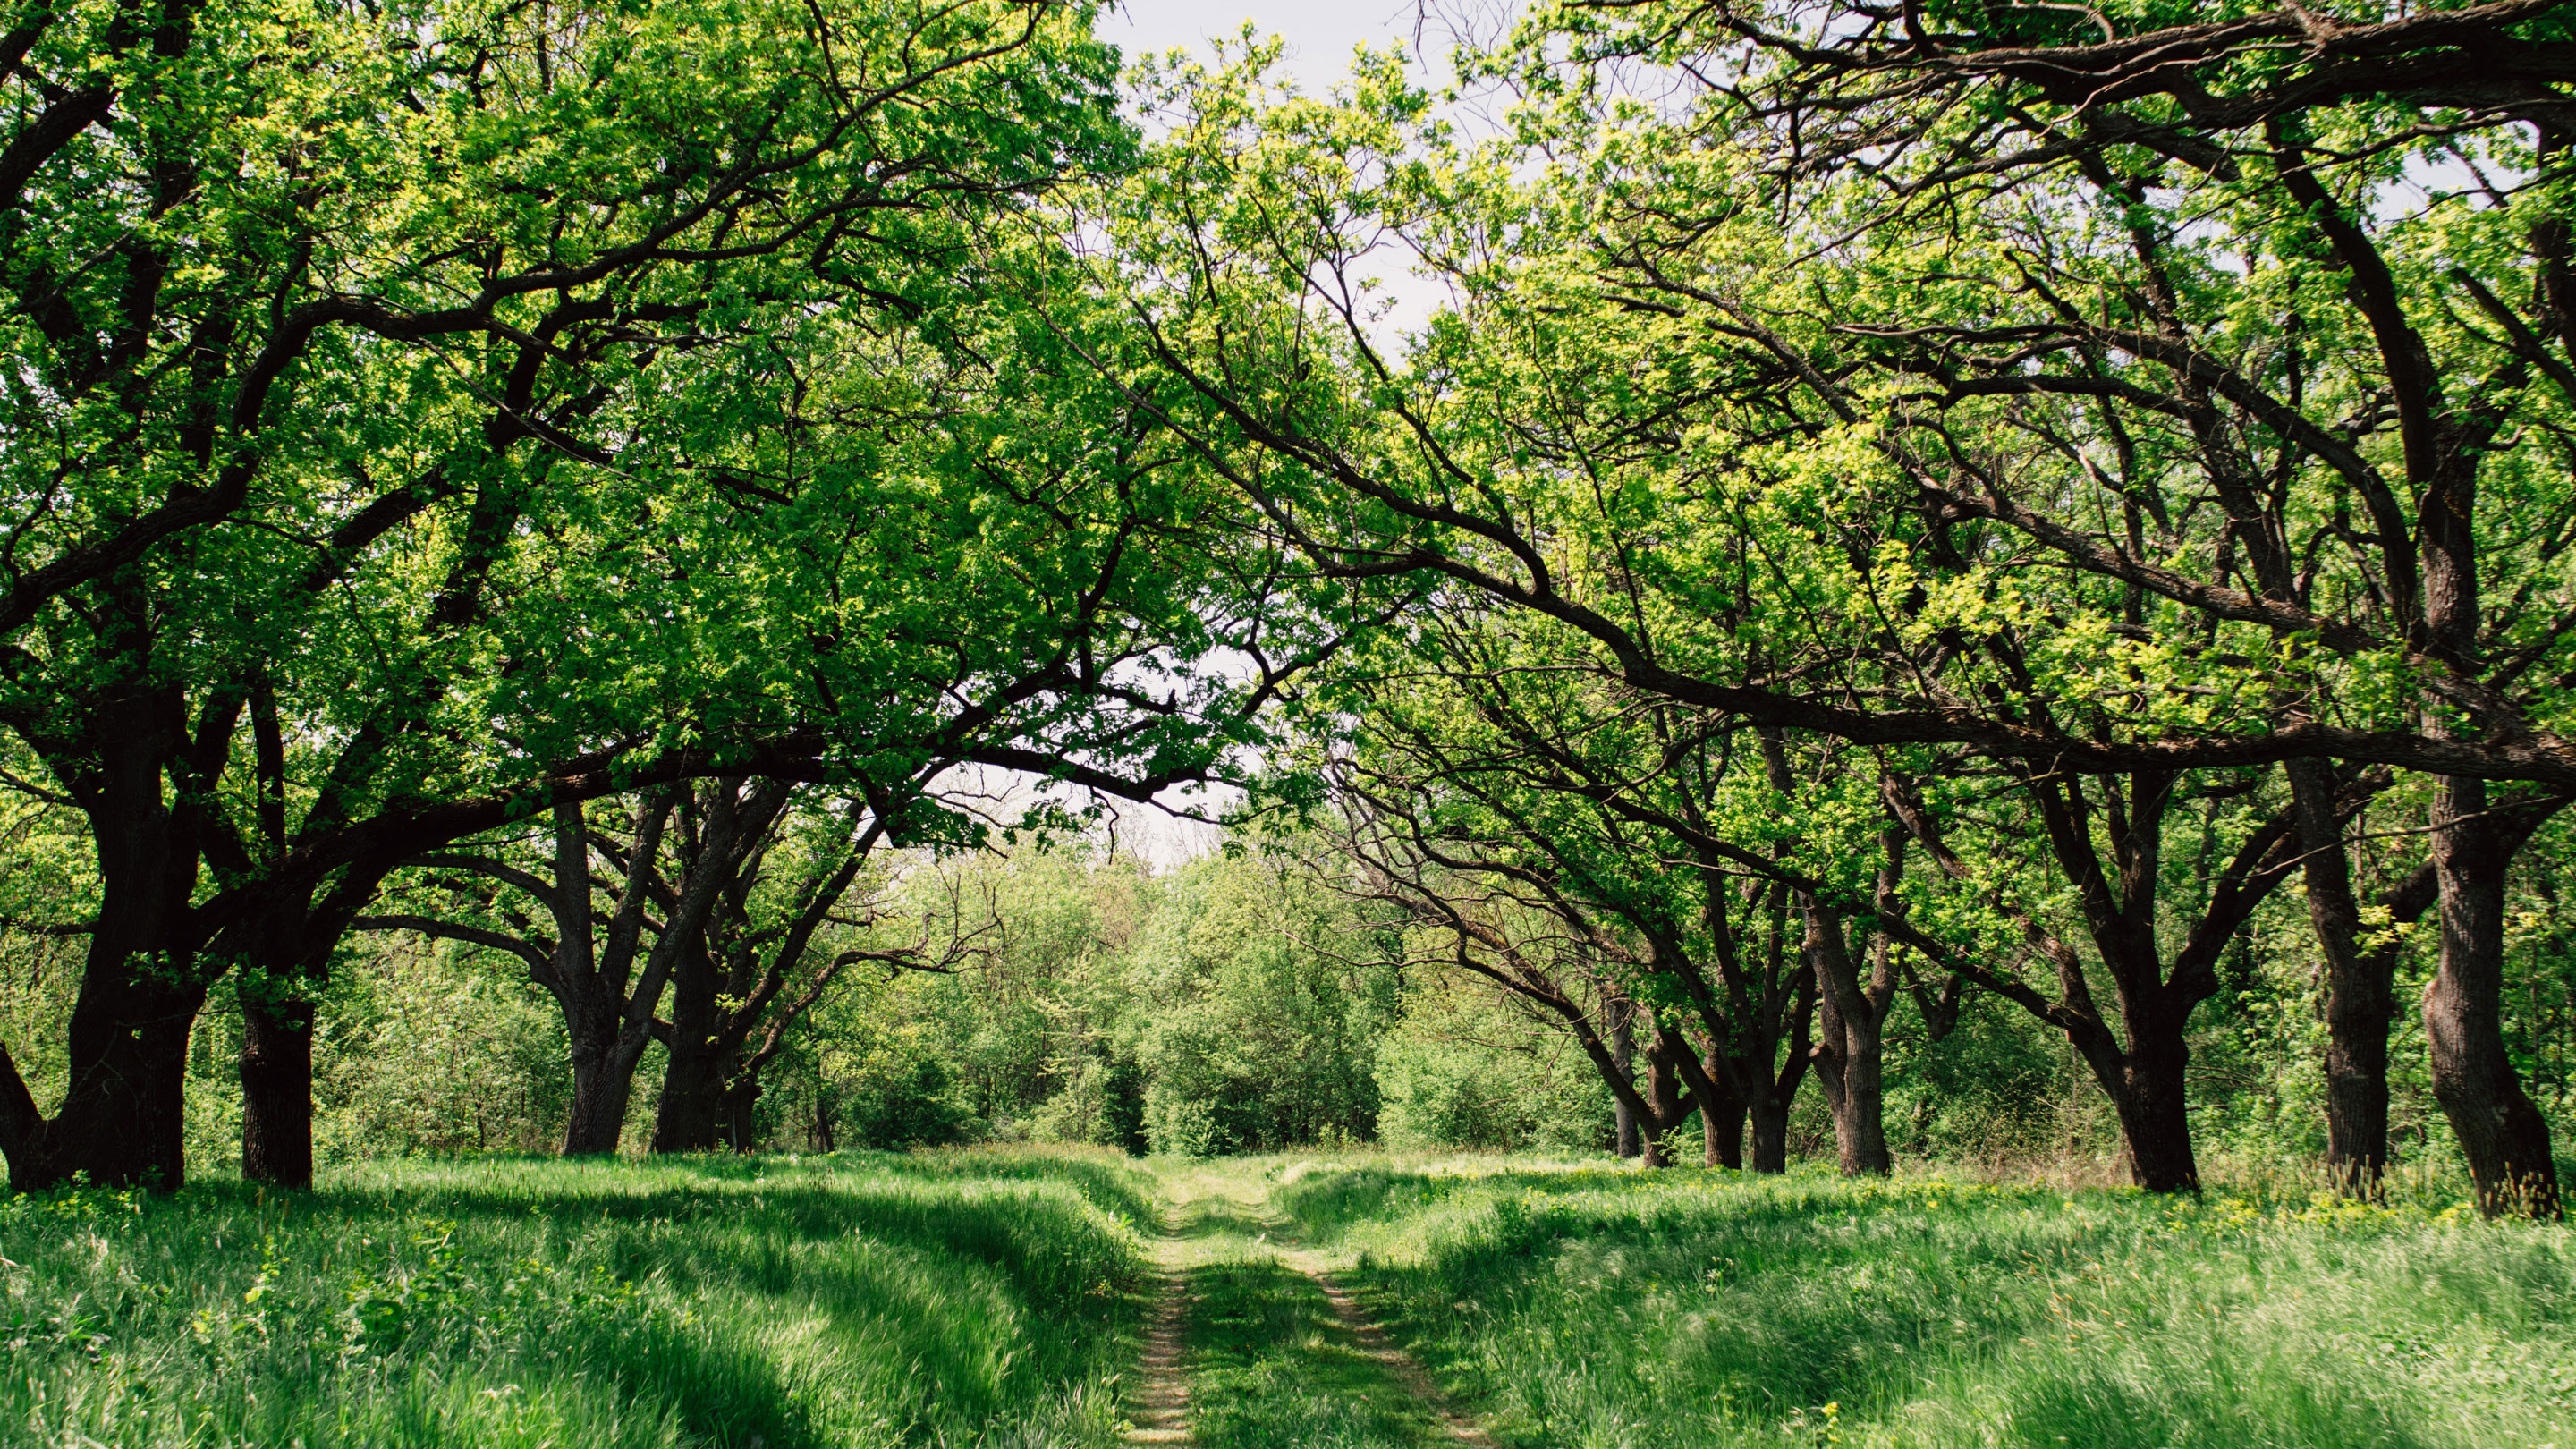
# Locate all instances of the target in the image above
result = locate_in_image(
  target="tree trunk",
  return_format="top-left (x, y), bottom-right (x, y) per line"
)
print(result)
top-left (1747, 1093), bottom-right (1788, 1174)
top-left (652, 1039), bottom-right (732, 1154)
top-left (1827, 1004), bottom-right (1890, 1176)
top-left (563, 1024), bottom-right (645, 1157)
top-left (1700, 1050), bottom-right (1745, 1170)
top-left (16, 974), bottom-right (205, 1191)
top-left (1611, 999), bottom-right (1640, 1158)
top-left (1639, 1044), bottom-right (1682, 1168)
top-left (1801, 900), bottom-right (1892, 1176)
top-left (2287, 758), bottom-right (2392, 1188)
top-left (239, 996), bottom-right (315, 1189)
top-left (720, 1072), bottom-right (763, 1152)
top-left (2426, 776), bottom-right (2562, 1216)
top-left (809, 1087), bottom-right (836, 1152)
top-left (2109, 1030), bottom-right (2199, 1192)
top-left (2322, 954), bottom-right (2394, 1188)
top-left (8, 775), bottom-right (208, 1191)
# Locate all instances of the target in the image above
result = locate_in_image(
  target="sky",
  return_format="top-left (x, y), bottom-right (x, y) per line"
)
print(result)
top-left (970, 3), bottom-right (1487, 870)
top-left (1099, 0), bottom-right (1444, 92)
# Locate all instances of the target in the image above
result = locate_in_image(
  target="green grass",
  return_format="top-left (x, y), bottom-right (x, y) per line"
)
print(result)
top-left (1271, 1158), bottom-right (2576, 1449)
top-left (0, 1148), bottom-right (1151, 1449)
top-left (1183, 1252), bottom-right (1436, 1449)
top-left (17, 1147), bottom-right (2572, 1449)
top-left (1133, 1157), bottom-right (1460, 1449)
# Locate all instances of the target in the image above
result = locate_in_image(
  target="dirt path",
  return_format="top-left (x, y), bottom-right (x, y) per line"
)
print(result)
top-left (1280, 1249), bottom-right (1499, 1447)
top-left (1123, 1233), bottom-right (1194, 1445)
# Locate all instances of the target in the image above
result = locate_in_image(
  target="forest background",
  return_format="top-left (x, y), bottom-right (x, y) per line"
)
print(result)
top-left (9, 818), bottom-right (2563, 1179)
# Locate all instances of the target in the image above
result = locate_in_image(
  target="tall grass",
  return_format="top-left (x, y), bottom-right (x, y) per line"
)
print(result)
top-left (1277, 1161), bottom-right (2576, 1449)
top-left (0, 1149), bottom-right (1150, 1448)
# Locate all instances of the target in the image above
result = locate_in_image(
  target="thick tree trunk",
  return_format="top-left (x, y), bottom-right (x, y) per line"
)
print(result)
top-left (563, 1023), bottom-right (646, 1157)
top-left (2321, 979), bottom-right (2392, 1187)
top-left (15, 973), bottom-right (206, 1191)
top-left (1700, 1056), bottom-right (1745, 1170)
top-left (133, 1004), bottom-right (198, 1191)
top-left (2108, 1032), bottom-right (2199, 1192)
top-left (239, 997), bottom-right (315, 1189)
top-left (232, 860), bottom-right (404, 1188)
top-left (2426, 776), bottom-right (2562, 1216)
top-left (651, 1041), bottom-right (732, 1154)
top-left (10, 782), bottom-right (208, 1191)
top-left (1827, 1007), bottom-right (1891, 1175)
top-left (1747, 1094), bottom-right (1788, 1174)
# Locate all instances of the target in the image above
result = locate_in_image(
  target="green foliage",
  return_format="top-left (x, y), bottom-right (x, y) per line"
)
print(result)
top-left (1126, 851), bottom-right (1395, 1156)
top-left (0, 1153), bottom-right (1147, 1448)
top-left (309, 940), bottom-right (577, 1158)
top-left (1374, 978), bottom-right (1609, 1153)
top-left (840, 1058), bottom-right (981, 1152)
top-left (782, 843), bottom-right (1400, 1159)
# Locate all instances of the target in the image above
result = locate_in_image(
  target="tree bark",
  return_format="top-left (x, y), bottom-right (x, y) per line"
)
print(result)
top-left (1610, 997), bottom-right (1640, 1158)
top-left (650, 1036), bottom-right (734, 1153)
top-left (2426, 775), bottom-right (2563, 1216)
top-left (1639, 1041), bottom-right (1683, 1167)
top-left (1760, 734), bottom-right (1890, 1174)
top-left (2107, 1022), bottom-right (2199, 1192)
top-left (1799, 894), bottom-right (1893, 1175)
top-left (558, 902), bottom-right (654, 1158)
top-left (720, 1072), bottom-right (764, 1152)
top-left (562, 1032), bottom-right (646, 1157)
top-left (2288, 757), bottom-right (2391, 1187)
top-left (1747, 1092), bottom-right (1788, 1174)
top-left (1699, 1045), bottom-right (1745, 1169)
top-left (239, 997), bottom-right (314, 1189)
top-left (5, 696), bottom-right (208, 1191)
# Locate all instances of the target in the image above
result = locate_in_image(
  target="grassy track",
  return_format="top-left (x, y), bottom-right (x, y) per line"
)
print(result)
top-left (0, 1150), bottom-right (1151, 1449)
top-left (1139, 1162), bottom-right (1472, 1449)
top-left (1271, 1158), bottom-right (2576, 1449)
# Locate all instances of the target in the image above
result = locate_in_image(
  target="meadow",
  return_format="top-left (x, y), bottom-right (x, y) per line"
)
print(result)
top-left (6, 1150), bottom-right (2575, 1449)
top-left (1271, 1158), bottom-right (2576, 1449)
top-left (0, 1151), bottom-right (1153, 1449)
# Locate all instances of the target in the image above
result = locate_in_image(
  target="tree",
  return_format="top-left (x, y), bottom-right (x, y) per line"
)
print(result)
top-left (0, 0), bottom-right (1372, 1191)
top-left (363, 780), bottom-right (954, 1155)
top-left (1320, 623), bottom-right (1854, 1170)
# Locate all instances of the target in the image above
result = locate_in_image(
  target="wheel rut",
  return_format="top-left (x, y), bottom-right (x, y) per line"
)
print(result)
top-left (1281, 1249), bottom-right (1499, 1447)
top-left (1123, 1234), bottom-right (1194, 1445)
top-left (1129, 1168), bottom-right (1498, 1449)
